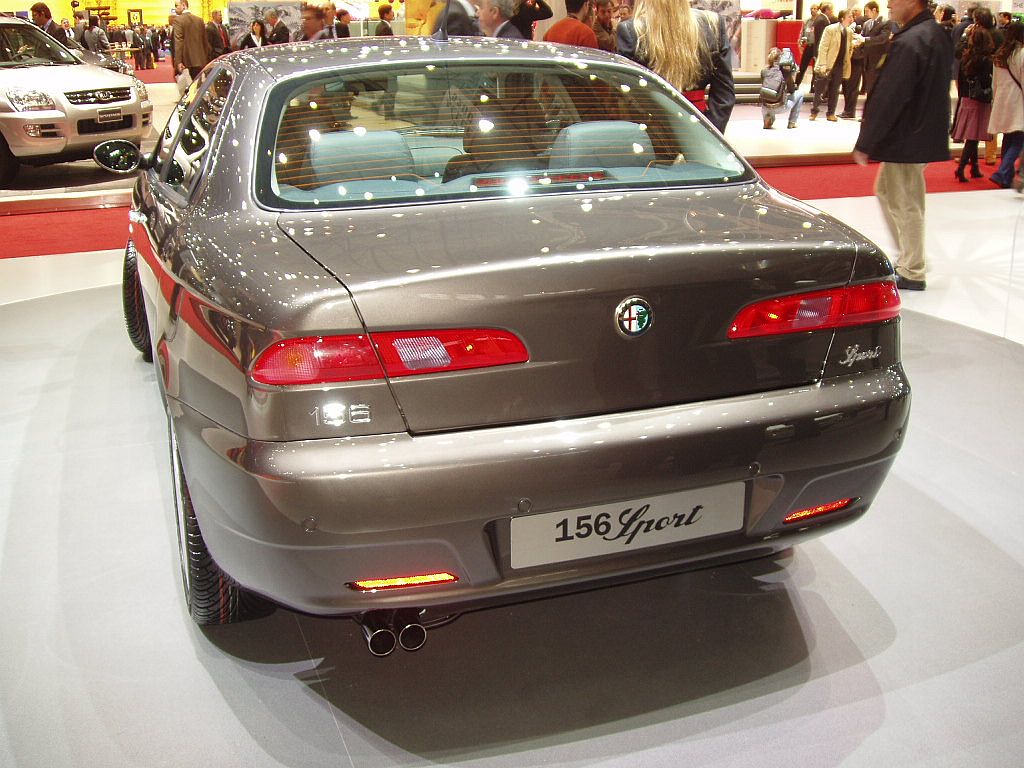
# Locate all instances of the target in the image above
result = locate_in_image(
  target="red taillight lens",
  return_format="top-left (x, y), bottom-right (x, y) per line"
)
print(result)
top-left (251, 335), bottom-right (384, 385)
top-left (374, 329), bottom-right (528, 377)
top-left (728, 281), bottom-right (900, 340)
top-left (783, 498), bottom-right (857, 525)
top-left (251, 329), bottom-right (528, 385)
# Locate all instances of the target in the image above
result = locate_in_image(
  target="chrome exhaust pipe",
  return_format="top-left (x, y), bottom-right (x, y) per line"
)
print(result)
top-left (358, 613), bottom-right (397, 657)
top-left (396, 610), bottom-right (427, 652)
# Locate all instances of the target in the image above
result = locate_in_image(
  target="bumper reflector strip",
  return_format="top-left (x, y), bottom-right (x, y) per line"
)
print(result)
top-left (348, 572), bottom-right (458, 592)
top-left (783, 498), bottom-right (857, 525)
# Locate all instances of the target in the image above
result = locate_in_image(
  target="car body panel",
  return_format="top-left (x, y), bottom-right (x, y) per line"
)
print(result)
top-left (124, 39), bottom-right (910, 620)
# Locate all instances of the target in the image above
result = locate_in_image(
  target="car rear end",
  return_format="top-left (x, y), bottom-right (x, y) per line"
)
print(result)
top-left (158, 42), bottom-right (909, 619)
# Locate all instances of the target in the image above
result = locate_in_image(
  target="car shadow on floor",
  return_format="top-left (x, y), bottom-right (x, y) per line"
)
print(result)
top-left (199, 549), bottom-right (862, 762)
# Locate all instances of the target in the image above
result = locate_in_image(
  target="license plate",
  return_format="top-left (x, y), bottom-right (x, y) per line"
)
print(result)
top-left (510, 483), bottom-right (745, 569)
top-left (96, 108), bottom-right (122, 124)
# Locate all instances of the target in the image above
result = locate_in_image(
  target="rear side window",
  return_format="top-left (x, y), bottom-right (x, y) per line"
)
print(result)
top-left (257, 60), bottom-right (751, 209)
top-left (161, 68), bottom-right (234, 198)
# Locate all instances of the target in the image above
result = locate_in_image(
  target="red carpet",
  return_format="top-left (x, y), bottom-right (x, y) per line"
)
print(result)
top-left (133, 57), bottom-right (176, 85)
top-left (759, 159), bottom-right (999, 199)
top-left (0, 207), bottom-right (128, 259)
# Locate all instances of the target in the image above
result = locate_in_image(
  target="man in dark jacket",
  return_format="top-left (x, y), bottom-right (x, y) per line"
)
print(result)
top-left (206, 10), bottom-right (230, 57)
top-left (375, 4), bottom-right (395, 35)
top-left (265, 10), bottom-right (292, 44)
top-left (859, 1), bottom-right (896, 96)
top-left (853, 0), bottom-right (953, 291)
top-left (31, 3), bottom-right (67, 44)
top-left (432, 0), bottom-right (481, 37)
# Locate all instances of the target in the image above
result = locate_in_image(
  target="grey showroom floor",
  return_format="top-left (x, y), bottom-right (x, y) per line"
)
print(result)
top-left (1, 286), bottom-right (1022, 768)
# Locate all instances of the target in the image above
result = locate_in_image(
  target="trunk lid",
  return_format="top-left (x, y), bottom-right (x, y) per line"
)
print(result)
top-left (279, 184), bottom-right (864, 434)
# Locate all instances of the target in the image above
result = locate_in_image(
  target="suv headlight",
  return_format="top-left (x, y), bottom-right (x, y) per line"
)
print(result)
top-left (6, 89), bottom-right (56, 112)
top-left (133, 78), bottom-right (149, 102)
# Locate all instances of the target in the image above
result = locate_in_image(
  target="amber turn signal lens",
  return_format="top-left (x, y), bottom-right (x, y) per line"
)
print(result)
top-left (347, 572), bottom-right (459, 592)
top-left (783, 498), bottom-right (857, 525)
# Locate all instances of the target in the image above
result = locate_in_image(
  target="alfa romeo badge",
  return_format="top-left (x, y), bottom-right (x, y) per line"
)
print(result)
top-left (615, 297), bottom-right (654, 338)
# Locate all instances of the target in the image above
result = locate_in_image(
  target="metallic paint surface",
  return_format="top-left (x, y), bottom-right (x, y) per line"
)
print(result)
top-left (130, 39), bottom-right (910, 618)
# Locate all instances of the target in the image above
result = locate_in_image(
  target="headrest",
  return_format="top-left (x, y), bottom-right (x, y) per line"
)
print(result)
top-left (549, 121), bottom-right (656, 169)
top-left (309, 130), bottom-right (415, 185)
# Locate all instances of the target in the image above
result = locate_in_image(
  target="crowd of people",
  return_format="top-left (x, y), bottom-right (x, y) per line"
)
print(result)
top-left (29, 2), bottom-right (167, 69)
top-left (760, 2), bottom-right (1023, 193)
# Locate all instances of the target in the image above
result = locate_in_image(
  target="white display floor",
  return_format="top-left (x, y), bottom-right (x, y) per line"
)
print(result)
top-left (1, 100), bottom-right (1022, 766)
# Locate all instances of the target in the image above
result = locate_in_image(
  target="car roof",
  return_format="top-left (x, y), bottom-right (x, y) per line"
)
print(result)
top-left (231, 35), bottom-right (631, 79)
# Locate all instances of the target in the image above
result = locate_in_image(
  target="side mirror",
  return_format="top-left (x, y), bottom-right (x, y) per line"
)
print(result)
top-left (93, 140), bottom-right (148, 174)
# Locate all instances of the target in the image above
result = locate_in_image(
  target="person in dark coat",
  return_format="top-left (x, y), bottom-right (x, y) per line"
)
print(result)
top-left (477, 0), bottom-right (526, 38)
top-left (238, 19), bottom-right (268, 48)
top-left (265, 10), bottom-right (292, 44)
top-left (853, 0), bottom-right (953, 292)
top-left (616, 0), bottom-right (735, 133)
top-left (433, 0), bottom-right (482, 37)
top-left (375, 4), bottom-right (395, 35)
top-left (510, 0), bottom-right (552, 40)
top-left (31, 3), bottom-right (67, 45)
top-left (335, 9), bottom-right (352, 37)
top-left (206, 10), bottom-right (230, 56)
top-left (860, 2), bottom-right (896, 96)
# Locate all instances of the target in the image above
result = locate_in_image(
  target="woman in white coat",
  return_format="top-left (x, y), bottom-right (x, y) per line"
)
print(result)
top-left (988, 22), bottom-right (1024, 189)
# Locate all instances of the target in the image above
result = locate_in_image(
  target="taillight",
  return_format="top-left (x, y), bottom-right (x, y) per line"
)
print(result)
top-left (373, 329), bottom-right (528, 377)
top-left (728, 281), bottom-right (900, 340)
top-left (251, 335), bottom-right (384, 385)
top-left (251, 329), bottom-right (528, 386)
top-left (783, 498), bottom-right (857, 525)
top-left (347, 572), bottom-right (459, 592)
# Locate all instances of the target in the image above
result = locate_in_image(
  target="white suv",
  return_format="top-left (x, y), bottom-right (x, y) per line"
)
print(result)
top-left (0, 16), bottom-right (152, 185)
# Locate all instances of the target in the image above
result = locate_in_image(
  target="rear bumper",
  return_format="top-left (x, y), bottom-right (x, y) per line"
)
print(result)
top-left (171, 364), bottom-right (910, 616)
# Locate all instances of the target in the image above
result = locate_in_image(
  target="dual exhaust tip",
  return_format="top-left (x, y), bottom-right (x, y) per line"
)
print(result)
top-left (359, 610), bottom-right (427, 657)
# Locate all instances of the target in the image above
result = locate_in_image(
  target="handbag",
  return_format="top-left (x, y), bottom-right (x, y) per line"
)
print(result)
top-left (175, 68), bottom-right (193, 96)
top-left (966, 74), bottom-right (993, 104)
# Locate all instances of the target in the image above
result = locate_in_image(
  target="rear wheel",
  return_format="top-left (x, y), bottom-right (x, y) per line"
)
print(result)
top-left (0, 135), bottom-right (19, 187)
top-left (122, 240), bottom-right (153, 362)
top-left (170, 427), bottom-right (272, 625)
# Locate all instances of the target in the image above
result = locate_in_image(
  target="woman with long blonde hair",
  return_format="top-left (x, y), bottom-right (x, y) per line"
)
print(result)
top-left (615, 0), bottom-right (735, 132)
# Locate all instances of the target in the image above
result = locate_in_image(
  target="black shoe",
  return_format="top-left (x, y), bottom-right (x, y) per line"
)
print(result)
top-left (955, 167), bottom-right (968, 183)
top-left (839, 112), bottom-right (856, 119)
top-left (970, 164), bottom-right (983, 179)
top-left (895, 274), bottom-right (926, 292)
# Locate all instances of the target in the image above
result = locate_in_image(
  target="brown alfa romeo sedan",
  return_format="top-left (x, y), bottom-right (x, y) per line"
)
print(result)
top-left (98, 36), bottom-right (909, 656)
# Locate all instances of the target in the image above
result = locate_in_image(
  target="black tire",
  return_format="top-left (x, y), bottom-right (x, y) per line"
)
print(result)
top-left (170, 435), bottom-right (272, 625)
top-left (0, 135), bottom-right (19, 187)
top-left (122, 240), bottom-right (153, 362)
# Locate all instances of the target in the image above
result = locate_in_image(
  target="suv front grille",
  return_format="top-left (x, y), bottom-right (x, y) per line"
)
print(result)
top-left (65, 88), bottom-right (132, 105)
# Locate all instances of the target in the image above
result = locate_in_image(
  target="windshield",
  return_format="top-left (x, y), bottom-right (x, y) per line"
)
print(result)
top-left (257, 59), bottom-right (753, 210)
top-left (0, 23), bottom-right (79, 67)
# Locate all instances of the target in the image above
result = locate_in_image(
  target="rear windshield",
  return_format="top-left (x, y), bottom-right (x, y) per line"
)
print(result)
top-left (257, 58), bottom-right (752, 209)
